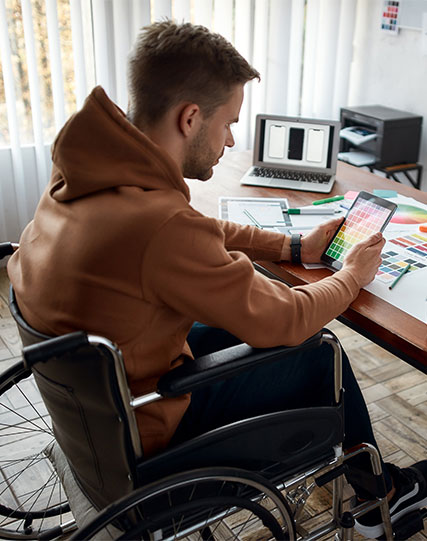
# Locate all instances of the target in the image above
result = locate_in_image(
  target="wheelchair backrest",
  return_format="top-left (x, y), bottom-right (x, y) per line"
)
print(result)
top-left (8, 285), bottom-right (51, 345)
top-left (15, 305), bottom-right (144, 511)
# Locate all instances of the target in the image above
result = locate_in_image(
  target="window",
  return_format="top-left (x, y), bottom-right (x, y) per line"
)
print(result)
top-left (0, 0), bottom-right (357, 241)
top-left (0, 0), bottom-right (79, 147)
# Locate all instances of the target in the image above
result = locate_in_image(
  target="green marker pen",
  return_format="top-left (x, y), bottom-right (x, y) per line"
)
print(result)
top-left (285, 208), bottom-right (339, 215)
top-left (312, 195), bottom-right (344, 205)
top-left (388, 263), bottom-right (411, 290)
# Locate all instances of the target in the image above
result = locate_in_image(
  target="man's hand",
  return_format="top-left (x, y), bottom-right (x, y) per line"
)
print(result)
top-left (300, 217), bottom-right (343, 263)
top-left (342, 232), bottom-right (386, 288)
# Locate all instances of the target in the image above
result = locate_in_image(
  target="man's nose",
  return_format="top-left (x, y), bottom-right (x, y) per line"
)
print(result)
top-left (226, 130), bottom-right (235, 148)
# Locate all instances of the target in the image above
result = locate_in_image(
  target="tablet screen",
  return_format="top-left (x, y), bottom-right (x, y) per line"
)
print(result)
top-left (321, 191), bottom-right (397, 270)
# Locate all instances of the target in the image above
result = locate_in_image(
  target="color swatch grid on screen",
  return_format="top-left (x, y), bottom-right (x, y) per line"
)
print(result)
top-left (376, 233), bottom-right (427, 284)
top-left (325, 199), bottom-right (391, 262)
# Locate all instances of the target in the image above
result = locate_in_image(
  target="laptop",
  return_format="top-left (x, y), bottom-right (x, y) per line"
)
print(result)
top-left (241, 114), bottom-right (341, 193)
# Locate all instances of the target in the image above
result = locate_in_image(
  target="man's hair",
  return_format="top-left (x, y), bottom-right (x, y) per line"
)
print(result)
top-left (127, 20), bottom-right (260, 127)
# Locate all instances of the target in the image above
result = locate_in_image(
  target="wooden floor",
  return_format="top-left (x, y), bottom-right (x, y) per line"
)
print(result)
top-left (0, 266), bottom-right (425, 540)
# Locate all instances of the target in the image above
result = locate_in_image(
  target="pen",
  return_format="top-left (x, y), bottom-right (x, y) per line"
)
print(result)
top-left (284, 208), bottom-right (340, 215)
top-left (313, 195), bottom-right (344, 205)
top-left (388, 263), bottom-right (411, 290)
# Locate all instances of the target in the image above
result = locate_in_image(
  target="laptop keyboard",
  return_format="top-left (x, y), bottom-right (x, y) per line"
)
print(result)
top-left (250, 167), bottom-right (331, 184)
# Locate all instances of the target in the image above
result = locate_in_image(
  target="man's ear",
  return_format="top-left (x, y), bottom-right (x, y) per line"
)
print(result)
top-left (178, 103), bottom-right (202, 137)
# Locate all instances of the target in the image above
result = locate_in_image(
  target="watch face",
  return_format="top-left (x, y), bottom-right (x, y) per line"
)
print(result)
top-left (330, 260), bottom-right (342, 270)
top-left (291, 233), bottom-right (301, 245)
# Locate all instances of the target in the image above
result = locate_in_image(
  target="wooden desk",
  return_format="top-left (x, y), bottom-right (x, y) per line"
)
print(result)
top-left (186, 151), bottom-right (427, 373)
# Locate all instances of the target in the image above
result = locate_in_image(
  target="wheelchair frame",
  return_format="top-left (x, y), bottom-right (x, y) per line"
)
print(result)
top-left (0, 241), bottom-right (395, 540)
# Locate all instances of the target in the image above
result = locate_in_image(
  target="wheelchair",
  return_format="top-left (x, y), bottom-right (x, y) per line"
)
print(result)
top-left (0, 241), bottom-right (397, 540)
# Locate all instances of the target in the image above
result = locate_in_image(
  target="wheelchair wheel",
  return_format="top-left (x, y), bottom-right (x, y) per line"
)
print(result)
top-left (0, 361), bottom-right (75, 539)
top-left (71, 467), bottom-right (296, 540)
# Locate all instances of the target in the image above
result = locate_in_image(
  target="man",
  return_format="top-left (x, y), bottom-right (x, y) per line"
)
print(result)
top-left (8, 21), bottom-right (426, 538)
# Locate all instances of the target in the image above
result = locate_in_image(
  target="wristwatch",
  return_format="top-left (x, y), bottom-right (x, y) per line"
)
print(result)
top-left (290, 234), bottom-right (302, 264)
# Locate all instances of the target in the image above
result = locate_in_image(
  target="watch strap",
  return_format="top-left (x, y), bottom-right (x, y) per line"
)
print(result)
top-left (290, 234), bottom-right (302, 264)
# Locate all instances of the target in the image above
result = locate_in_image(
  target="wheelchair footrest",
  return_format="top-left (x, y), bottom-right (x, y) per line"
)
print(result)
top-left (315, 464), bottom-right (349, 487)
top-left (379, 509), bottom-right (427, 541)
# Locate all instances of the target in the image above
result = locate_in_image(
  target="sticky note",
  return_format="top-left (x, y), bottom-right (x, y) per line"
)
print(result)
top-left (373, 189), bottom-right (398, 198)
top-left (344, 191), bottom-right (358, 200)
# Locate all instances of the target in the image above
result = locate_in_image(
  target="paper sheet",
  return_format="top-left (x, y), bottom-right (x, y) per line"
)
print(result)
top-left (219, 194), bottom-right (427, 323)
top-left (291, 195), bottom-right (427, 323)
top-left (219, 197), bottom-right (290, 228)
top-left (227, 201), bottom-right (286, 227)
top-left (365, 223), bottom-right (427, 323)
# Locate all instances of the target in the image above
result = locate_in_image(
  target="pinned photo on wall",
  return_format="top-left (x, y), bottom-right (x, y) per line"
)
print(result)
top-left (381, 0), bottom-right (400, 34)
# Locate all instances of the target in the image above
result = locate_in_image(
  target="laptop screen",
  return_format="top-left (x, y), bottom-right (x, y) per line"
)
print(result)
top-left (254, 115), bottom-right (340, 174)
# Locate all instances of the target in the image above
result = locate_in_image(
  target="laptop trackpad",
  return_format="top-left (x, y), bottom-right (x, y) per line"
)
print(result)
top-left (268, 177), bottom-right (298, 187)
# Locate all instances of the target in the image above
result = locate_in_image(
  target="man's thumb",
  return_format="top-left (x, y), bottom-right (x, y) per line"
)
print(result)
top-left (366, 232), bottom-right (383, 245)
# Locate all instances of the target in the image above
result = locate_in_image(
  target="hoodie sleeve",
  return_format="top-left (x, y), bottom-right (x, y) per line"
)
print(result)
top-left (213, 218), bottom-right (286, 261)
top-left (141, 209), bottom-right (360, 347)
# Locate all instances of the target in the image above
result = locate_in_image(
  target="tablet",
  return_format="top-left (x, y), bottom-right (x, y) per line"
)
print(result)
top-left (321, 191), bottom-right (397, 271)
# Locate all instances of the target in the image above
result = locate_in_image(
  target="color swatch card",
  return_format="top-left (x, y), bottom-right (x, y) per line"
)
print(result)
top-left (390, 232), bottom-right (427, 258)
top-left (376, 232), bottom-right (427, 285)
top-left (381, 0), bottom-right (399, 33)
top-left (325, 192), bottom-right (427, 322)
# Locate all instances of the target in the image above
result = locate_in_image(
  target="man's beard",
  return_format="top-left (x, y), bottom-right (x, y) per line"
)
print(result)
top-left (182, 124), bottom-right (219, 181)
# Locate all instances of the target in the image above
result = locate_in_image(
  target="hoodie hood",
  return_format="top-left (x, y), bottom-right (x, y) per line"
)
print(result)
top-left (49, 86), bottom-right (189, 202)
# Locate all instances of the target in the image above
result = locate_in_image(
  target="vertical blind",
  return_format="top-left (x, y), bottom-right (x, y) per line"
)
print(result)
top-left (0, 0), bottom-right (357, 243)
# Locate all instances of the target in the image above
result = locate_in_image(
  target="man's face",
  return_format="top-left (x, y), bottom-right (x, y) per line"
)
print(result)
top-left (182, 85), bottom-right (244, 180)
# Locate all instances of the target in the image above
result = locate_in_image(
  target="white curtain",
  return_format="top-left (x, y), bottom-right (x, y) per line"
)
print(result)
top-left (0, 0), bottom-right (357, 243)
top-left (301, 0), bottom-right (357, 118)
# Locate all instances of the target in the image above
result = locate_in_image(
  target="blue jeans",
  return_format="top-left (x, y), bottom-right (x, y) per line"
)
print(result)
top-left (171, 322), bottom-right (392, 497)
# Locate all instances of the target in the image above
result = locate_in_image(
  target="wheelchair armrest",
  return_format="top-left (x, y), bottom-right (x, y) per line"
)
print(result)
top-left (157, 331), bottom-right (324, 398)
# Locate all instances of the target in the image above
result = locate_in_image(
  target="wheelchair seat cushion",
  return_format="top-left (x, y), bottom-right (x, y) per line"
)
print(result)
top-left (44, 441), bottom-right (122, 539)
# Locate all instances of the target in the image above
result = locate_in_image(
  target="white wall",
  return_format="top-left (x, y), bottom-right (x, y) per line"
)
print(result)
top-left (349, 0), bottom-right (427, 191)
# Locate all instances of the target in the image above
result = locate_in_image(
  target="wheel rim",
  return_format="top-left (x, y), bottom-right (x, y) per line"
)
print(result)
top-left (0, 361), bottom-right (75, 539)
top-left (72, 467), bottom-right (296, 540)
top-left (118, 495), bottom-right (285, 540)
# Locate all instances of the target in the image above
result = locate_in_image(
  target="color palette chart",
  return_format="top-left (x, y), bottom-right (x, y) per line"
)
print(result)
top-left (376, 232), bottom-right (427, 284)
top-left (381, 0), bottom-right (399, 33)
top-left (325, 199), bottom-right (391, 263)
top-left (391, 203), bottom-right (427, 225)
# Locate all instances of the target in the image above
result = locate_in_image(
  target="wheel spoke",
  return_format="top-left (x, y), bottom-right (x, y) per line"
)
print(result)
top-left (0, 397), bottom-right (51, 437)
top-left (14, 384), bottom-right (52, 433)
top-left (0, 363), bottom-right (73, 538)
top-left (0, 453), bottom-right (47, 499)
top-left (73, 468), bottom-right (295, 540)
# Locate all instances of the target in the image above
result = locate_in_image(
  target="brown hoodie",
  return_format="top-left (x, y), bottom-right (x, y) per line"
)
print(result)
top-left (7, 87), bottom-right (360, 456)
